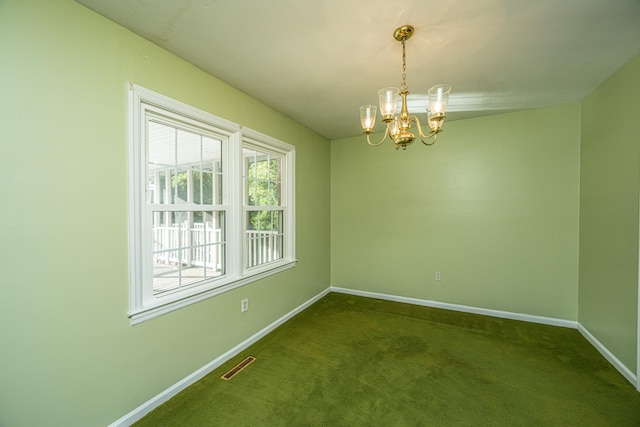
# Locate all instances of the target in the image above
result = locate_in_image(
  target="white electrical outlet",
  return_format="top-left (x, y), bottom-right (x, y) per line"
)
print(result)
top-left (435, 272), bottom-right (442, 281)
top-left (241, 298), bottom-right (249, 312)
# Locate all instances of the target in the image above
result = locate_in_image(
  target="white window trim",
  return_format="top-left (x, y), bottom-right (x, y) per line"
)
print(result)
top-left (127, 84), bottom-right (296, 325)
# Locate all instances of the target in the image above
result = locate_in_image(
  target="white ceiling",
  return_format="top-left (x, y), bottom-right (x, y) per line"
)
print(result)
top-left (76, 0), bottom-right (640, 140)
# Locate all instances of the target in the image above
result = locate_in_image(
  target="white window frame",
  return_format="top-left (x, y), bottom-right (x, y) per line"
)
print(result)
top-left (242, 133), bottom-right (295, 274)
top-left (128, 84), bottom-right (296, 325)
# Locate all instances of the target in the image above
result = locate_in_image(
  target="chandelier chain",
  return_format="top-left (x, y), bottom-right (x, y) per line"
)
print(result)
top-left (401, 38), bottom-right (408, 92)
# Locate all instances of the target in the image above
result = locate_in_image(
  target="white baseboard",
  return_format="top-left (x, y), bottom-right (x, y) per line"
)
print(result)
top-left (577, 323), bottom-right (637, 385)
top-left (330, 287), bottom-right (577, 328)
top-left (109, 288), bottom-right (330, 427)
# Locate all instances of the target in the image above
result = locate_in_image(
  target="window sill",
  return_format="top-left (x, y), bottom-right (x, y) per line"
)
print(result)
top-left (129, 260), bottom-right (297, 325)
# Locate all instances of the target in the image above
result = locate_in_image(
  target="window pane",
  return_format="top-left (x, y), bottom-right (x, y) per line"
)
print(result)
top-left (192, 171), bottom-right (202, 204)
top-left (152, 210), bottom-right (225, 293)
top-left (268, 181), bottom-right (281, 206)
top-left (203, 136), bottom-right (223, 205)
top-left (200, 170), bottom-right (212, 205)
top-left (246, 210), bottom-right (283, 268)
top-left (157, 172), bottom-right (167, 204)
top-left (173, 169), bottom-right (189, 204)
top-left (244, 148), bottom-right (281, 207)
top-left (148, 121), bottom-right (176, 169)
top-left (176, 129), bottom-right (200, 166)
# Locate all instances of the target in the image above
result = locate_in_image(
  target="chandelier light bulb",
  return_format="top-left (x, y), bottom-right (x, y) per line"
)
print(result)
top-left (378, 87), bottom-right (400, 121)
top-left (389, 119), bottom-right (400, 137)
top-left (359, 105), bottom-right (377, 132)
top-left (428, 84), bottom-right (451, 115)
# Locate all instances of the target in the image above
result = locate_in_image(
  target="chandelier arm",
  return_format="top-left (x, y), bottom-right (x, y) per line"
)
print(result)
top-left (420, 133), bottom-right (438, 146)
top-left (365, 126), bottom-right (389, 147)
top-left (410, 116), bottom-right (436, 139)
top-left (409, 116), bottom-right (438, 146)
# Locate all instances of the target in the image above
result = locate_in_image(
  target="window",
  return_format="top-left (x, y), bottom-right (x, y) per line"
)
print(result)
top-left (148, 118), bottom-right (226, 294)
top-left (244, 144), bottom-right (284, 269)
top-left (128, 84), bottom-right (295, 324)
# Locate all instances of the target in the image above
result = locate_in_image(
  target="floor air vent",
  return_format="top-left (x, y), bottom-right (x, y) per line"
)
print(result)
top-left (221, 356), bottom-right (256, 380)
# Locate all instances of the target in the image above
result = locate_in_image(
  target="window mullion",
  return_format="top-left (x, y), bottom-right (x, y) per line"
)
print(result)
top-left (228, 130), bottom-right (243, 279)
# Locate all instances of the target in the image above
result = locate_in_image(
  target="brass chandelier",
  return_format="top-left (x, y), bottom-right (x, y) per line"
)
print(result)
top-left (359, 25), bottom-right (451, 150)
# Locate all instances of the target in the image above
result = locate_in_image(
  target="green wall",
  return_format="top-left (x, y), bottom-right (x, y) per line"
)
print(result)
top-left (1, 0), bottom-right (639, 425)
top-left (0, 0), bottom-right (330, 425)
top-left (331, 104), bottom-right (581, 320)
top-left (579, 54), bottom-right (640, 374)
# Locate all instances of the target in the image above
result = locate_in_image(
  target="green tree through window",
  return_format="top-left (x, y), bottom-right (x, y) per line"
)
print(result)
top-left (247, 157), bottom-right (281, 231)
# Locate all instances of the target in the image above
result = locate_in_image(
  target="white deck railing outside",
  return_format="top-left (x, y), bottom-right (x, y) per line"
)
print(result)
top-left (153, 223), bottom-right (282, 269)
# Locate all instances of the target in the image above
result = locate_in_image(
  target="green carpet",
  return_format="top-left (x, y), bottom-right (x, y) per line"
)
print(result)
top-left (134, 293), bottom-right (640, 426)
